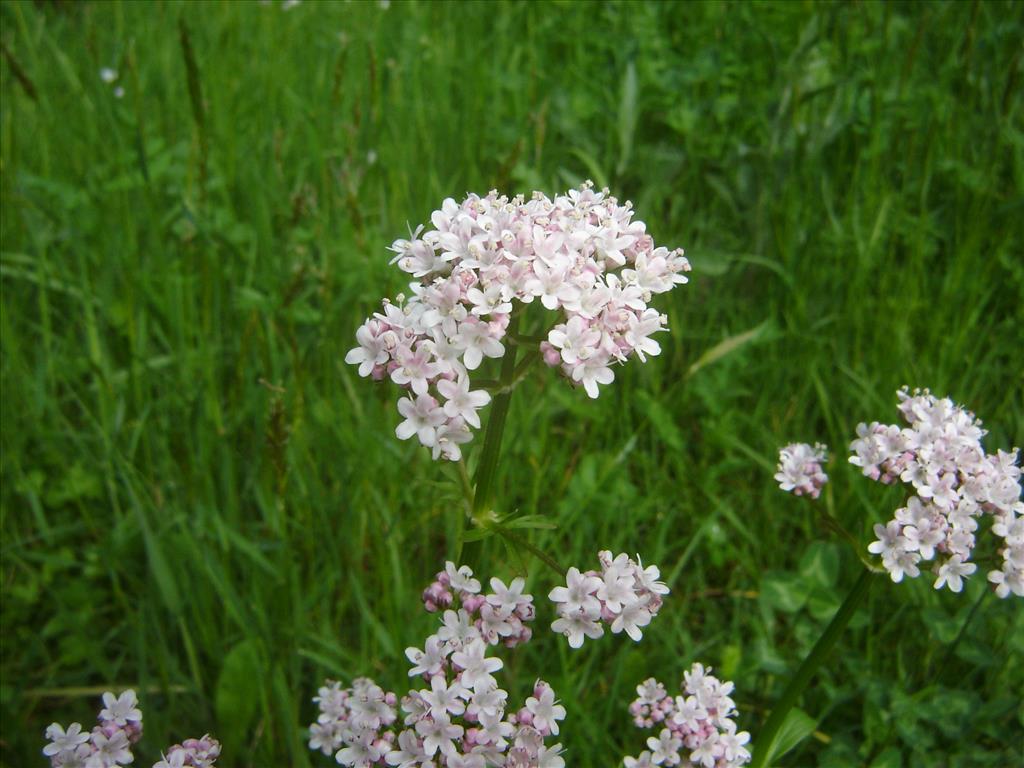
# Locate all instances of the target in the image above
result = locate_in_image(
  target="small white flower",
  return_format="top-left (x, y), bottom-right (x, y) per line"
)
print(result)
top-left (420, 675), bottom-right (468, 718)
top-left (395, 394), bottom-right (445, 446)
top-left (646, 728), bottom-right (681, 765)
top-left (100, 690), bottom-right (142, 726)
top-left (42, 722), bottom-right (90, 757)
top-left (445, 563), bottom-right (481, 594)
top-left (89, 728), bottom-right (133, 766)
top-left (525, 684), bottom-right (567, 735)
top-left (548, 567), bottom-right (602, 615)
top-left (551, 609), bottom-right (604, 648)
top-left (437, 376), bottom-right (490, 428)
top-left (611, 599), bottom-right (653, 641)
top-left (932, 555), bottom-right (975, 593)
top-left (450, 639), bottom-right (502, 690)
top-left (405, 634), bottom-right (447, 677)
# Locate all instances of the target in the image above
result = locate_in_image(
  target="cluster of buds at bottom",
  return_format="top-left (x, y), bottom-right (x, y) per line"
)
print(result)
top-left (309, 563), bottom-right (565, 767)
top-left (550, 551), bottom-right (669, 648)
top-left (421, 561), bottom-right (535, 647)
top-left (774, 443), bottom-right (829, 499)
top-left (625, 665), bottom-right (751, 768)
top-left (42, 690), bottom-right (220, 768)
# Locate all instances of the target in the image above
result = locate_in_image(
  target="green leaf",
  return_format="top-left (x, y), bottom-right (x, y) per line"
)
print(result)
top-left (461, 526), bottom-right (496, 543)
top-left (720, 643), bottom-right (743, 680)
top-left (215, 640), bottom-right (263, 758)
top-left (503, 515), bottom-right (558, 531)
top-left (686, 250), bottom-right (734, 277)
top-left (868, 747), bottom-right (902, 768)
top-left (45, 463), bottom-right (102, 507)
top-left (920, 607), bottom-right (959, 644)
top-left (799, 541), bottom-right (839, 589)
top-left (806, 590), bottom-right (841, 622)
top-left (636, 391), bottom-right (685, 452)
top-left (759, 707), bottom-right (817, 766)
top-left (761, 571), bottom-right (810, 613)
top-left (348, 579), bottom-right (397, 657)
top-left (687, 320), bottom-right (771, 378)
top-left (616, 60), bottom-right (638, 175)
top-left (568, 149), bottom-right (609, 191)
top-left (126, 492), bottom-right (181, 616)
top-left (210, 513), bottom-right (281, 580)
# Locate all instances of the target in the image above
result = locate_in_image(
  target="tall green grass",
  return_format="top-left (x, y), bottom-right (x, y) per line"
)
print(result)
top-left (2, 1), bottom-right (1022, 765)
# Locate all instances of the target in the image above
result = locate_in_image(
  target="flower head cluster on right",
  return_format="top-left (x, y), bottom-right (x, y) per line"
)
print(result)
top-left (550, 551), bottom-right (669, 648)
top-left (42, 690), bottom-right (220, 768)
top-left (623, 664), bottom-right (751, 768)
top-left (345, 183), bottom-right (690, 461)
top-left (851, 387), bottom-right (1022, 596)
top-left (309, 562), bottom-right (565, 767)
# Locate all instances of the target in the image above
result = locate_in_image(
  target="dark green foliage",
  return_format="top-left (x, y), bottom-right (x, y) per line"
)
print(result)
top-left (2, 1), bottom-right (1022, 765)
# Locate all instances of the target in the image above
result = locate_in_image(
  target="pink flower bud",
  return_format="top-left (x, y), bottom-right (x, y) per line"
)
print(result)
top-left (540, 342), bottom-right (561, 367)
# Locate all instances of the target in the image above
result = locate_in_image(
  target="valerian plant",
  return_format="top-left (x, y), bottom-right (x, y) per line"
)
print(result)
top-left (307, 560), bottom-right (754, 768)
top-left (308, 561), bottom-right (567, 767)
top-left (756, 387), bottom-right (1022, 767)
top-left (344, 183), bottom-right (689, 462)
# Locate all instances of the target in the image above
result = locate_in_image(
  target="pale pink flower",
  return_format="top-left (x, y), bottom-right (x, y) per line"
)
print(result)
top-left (345, 185), bottom-right (689, 461)
top-left (852, 388), bottom-right (1022, 596)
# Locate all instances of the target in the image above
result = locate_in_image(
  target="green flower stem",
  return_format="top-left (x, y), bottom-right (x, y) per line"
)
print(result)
top-left (509, 332), bottom-right (548, 346)
top-left (494, 527), bottom-right (564, 576)
top-left (929, 585), bottom-right (988, 682)
top-left (471, 318), bottom-right (521, 522)
top-left (750, 567), bottom-right (875, 768)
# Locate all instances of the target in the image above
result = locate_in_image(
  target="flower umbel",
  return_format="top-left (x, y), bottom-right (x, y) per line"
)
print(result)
top-left (310, 563), bottom-right (564, 767)
top-left (346, 184), bottom-right (690, 460)
top-left (624, 664), bottom-right (752, 767)
top-left (852, 388), bottom-right (1022, 597)
top-left (550, 551), bottom-right (669, 648)
top-left (774, 443), bottom-right (829, 499)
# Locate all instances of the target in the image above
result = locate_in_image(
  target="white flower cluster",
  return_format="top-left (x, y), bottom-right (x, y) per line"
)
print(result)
top-left (774, 443), bottom-right (828, 499)
top-left (43, 691), bottom-right (142, 768)
top-left (309, 564), bottom-right (566, 767)
top-left (623, 665), bottom-right (751, 768)
top-left (421, 562), bottom-right (535, 647)
top-left (42, 690), bottom-right (221, 768)
top-left (345, 183), bottom-right (690, 460)
top-left (851, 387), bottom-right (1023, 597)
top-left (550, 551), bottom-right (669, 648)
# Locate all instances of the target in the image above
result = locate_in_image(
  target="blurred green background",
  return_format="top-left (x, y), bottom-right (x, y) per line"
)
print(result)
top-left (2, 0), bottom-right (1023, 766)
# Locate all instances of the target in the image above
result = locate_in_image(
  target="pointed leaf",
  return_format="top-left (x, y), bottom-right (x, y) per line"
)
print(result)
top-left (759, 707), bottom-right (817, 766)
top-left (215, 640), bottom-right (262, 758)
top-left (687, 320), bottom-right (771, 378)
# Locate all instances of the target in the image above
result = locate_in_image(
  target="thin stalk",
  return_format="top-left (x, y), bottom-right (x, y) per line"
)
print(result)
top-left (750, 568), bottom-right (874, 768)
top-left (452, 459), bottom-right (474, 563)
top-left (495, 527), bottom-right (564, 576)
top-left (822, 483), bottom-right (880, 571)
top-left (471, 317), bottom-right (521, 521)
top-left (509, 332), bottom-right (548, 346)
top-left (453, 493), bottom-right (466, 564)
top-left (929, 586), bottom-right (988, 683)
top-left (456, 459), bottom-right (474, 511)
